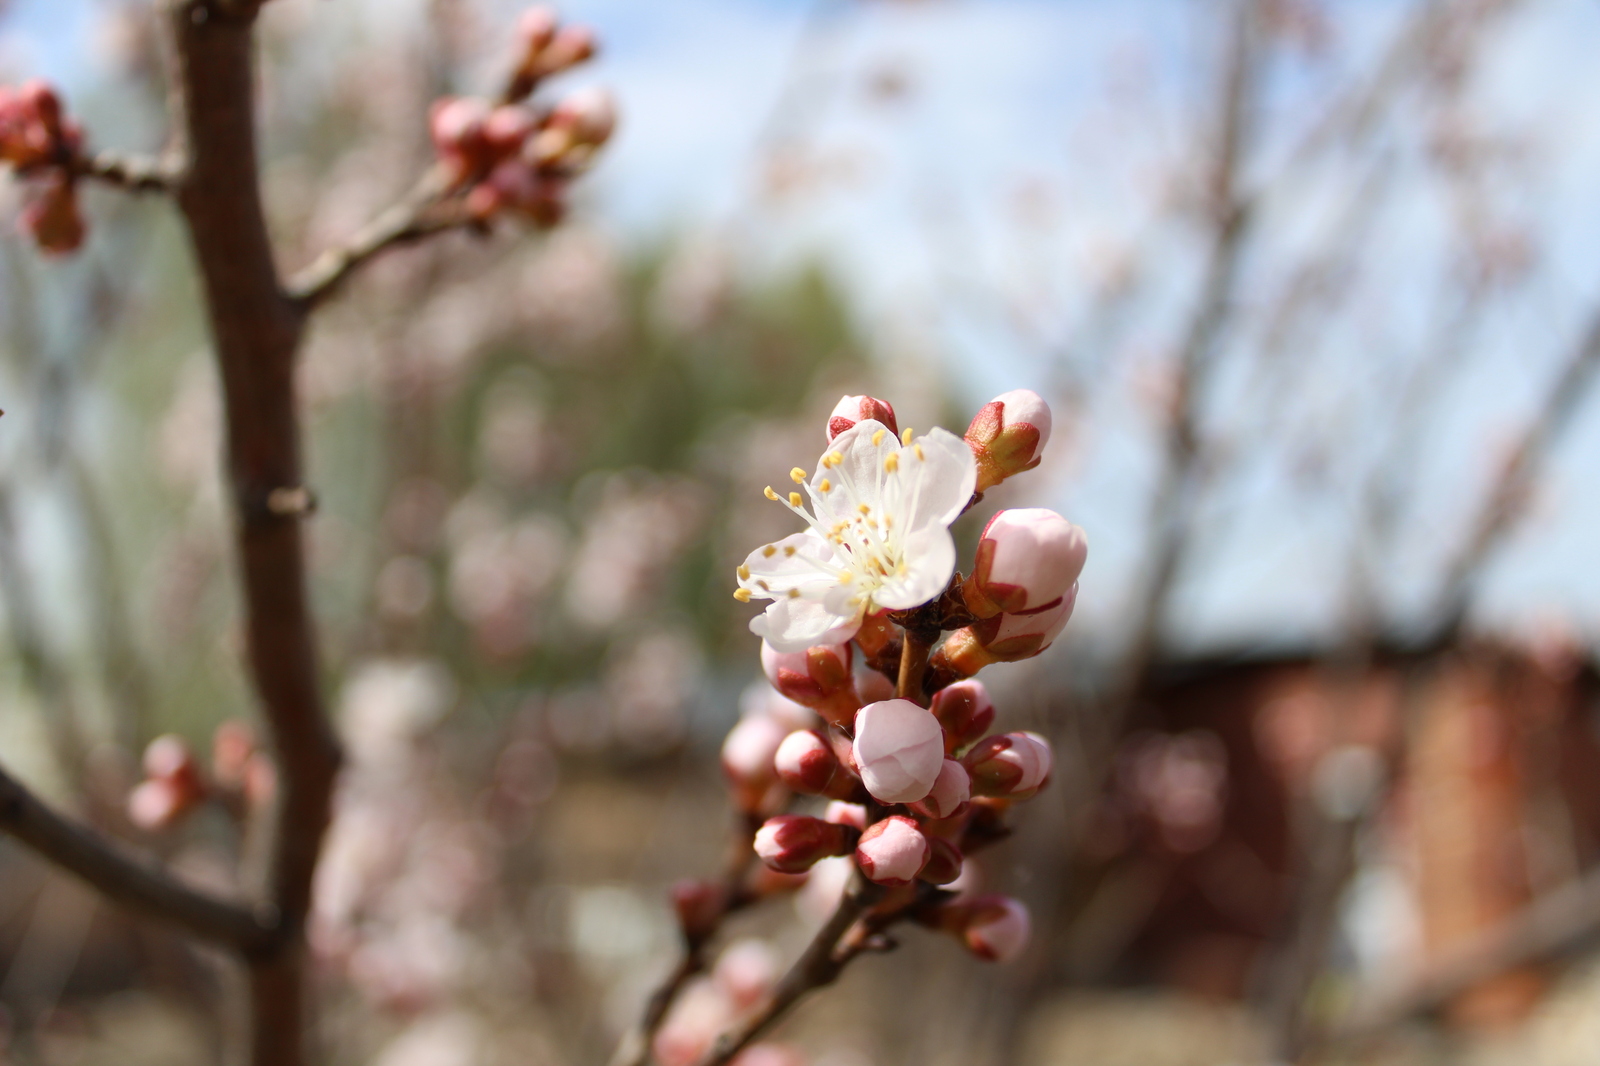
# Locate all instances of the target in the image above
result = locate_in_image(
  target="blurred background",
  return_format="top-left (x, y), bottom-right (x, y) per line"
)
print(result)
top-left (3, 0), bottom-right (1600, 1063)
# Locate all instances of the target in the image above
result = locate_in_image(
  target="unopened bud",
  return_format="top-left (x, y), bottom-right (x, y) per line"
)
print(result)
top-left (933, 584), bottom-right (1077, 676)
top-left (911, 759), bottom-right (971, 819)
top-left (774, 730), bottom-right (859, 799)
top-left (721, 714), bottom-right (789, 813)
top-left (936, 895), bottom-right (1031, 962)
top-left (429, 96), bottom-right (492, 183)
top-left (547, 86), bottom-right (617, 148)
top-left (918, 837), bottom-right (963, 885)
top-left (823, 800), bottom-right (868, 829)
top-left (963, 732), bottom-right (1053, 799)
top-left (963, 509), bottom-right (1086, 618)
top-left (127, 779), bottom-right (188, 830)
top-left (515, 6), bottom-right (559, 55)
top-left (483, 104), bottom-right (538, 154)
top-left (753, 815), bottom-right (853, 874)
top-left (965, 389), bottom-right (1052, 492)
top-left (929, 680), bottom-right (995, 755)
top-left (851, 699), bottom-right (945, 804)
top-left (128, 734), bottom-right (206, 830)
top-left (761, 640), bottom-right (859, 726)
top-left (826, 395), bottom-right (898, 442)
top-left (853, 815), bottom-right (930, 886)
top-left (21, 173), bottom-right (84, 254)
top-left (671, 879), bottom-right (727, 942)
top-left (713, 938), bottom-right (778, 1010)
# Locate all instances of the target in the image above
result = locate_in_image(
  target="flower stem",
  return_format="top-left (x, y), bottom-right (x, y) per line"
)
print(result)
top-left (896, 627), bottom-right (934, 704)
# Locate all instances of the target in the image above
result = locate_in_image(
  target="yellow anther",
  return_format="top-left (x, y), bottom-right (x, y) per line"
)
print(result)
top-left (839, 571), bottom-right (854, 583)
top-left (764, 486), bottom-right (779, 501)
top-left (884, 515), bottom-right (893, 529)
top-left (858, 504), bottom-right (871, 515)
top-left (901, 427), bottom-right (914, 444)
top-left (784, 546), bottom-right (796, 556)
top-left (762, 545), bottom-right (777, 558)
top-left (790, 467), bottom-right (807, 484)
top-left (789, 491), bottom-right (802, 507)
top-left (787, 588), bottom-right (801, 599)
top-left (733, 588), bottom-right (752, 602)
top-left (737, 564), bottom-right (751, 580)
top-left (820, 479), bottom-right (832, 493)
top-left (757, 579), bottom-right (771, 590)
top-left (829, 451), bottom-right (844, 466)
top-left (872, 429), bottom-right (886, 446)
top-left (914, 444), bottom-right (925, 461)
top-left (884, 453), bottom-right (899, 473)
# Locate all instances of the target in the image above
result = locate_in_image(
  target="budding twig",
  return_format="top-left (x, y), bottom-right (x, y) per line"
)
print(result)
top-left (0, 761), bottom-right (276, 953)
top-left (285, 168), bottom-right (476, 308)
top-left (71, 150), bottom-right (180, 193)
top-left (694, 873), bottom-right (885, 1066)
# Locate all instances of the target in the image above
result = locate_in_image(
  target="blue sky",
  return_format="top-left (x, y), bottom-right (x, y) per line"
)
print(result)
top-left (7, 0), bottom-right (1600, 654)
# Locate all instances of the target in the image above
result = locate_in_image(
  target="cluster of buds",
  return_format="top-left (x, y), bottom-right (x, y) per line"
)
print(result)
top-left (0, 80), bottom-right (86, 253)
top-left (125, 720), bottom-right (274, 831)
top-left (428, 7), bottom-right (615, 226)
top-left (718, 388), bottom-right (1086, 964)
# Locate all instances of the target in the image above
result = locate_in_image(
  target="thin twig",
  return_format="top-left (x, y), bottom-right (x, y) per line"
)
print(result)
top-left (0, 762), bottom-right (275, 953)
top-left (284, 169), bottom-right (471, 308)
top-left (694, 875), bottom-right (883, 1066)
top-left (70, 150), bottom-right (180, 194)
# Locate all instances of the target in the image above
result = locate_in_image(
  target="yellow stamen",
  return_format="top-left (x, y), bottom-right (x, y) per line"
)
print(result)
top-left (872, 429), bottom-right (886, 446)
top-left (901, 427), bottom-right (913, 444)
top-left (858, 504), bottom-right (871, 515)
top-left (884, 453), bottom-right (899, 473)
top-left (914, 444), bottom-right (925, 461)
top-left (762, 545), bottom-right (777, 558)
top-left (790, 467), bottom-right (807, 484)
top-left (757, 580), bottom-right (771, 590)
top-left (733, 588), bottom-right (752, 602)
top-left (737, 564), bottom-right (751, 580)
top-left (839, 571), bottom-right (854, 583)
top-left (789, 491), bottom-right (802, 507)
top-left (829, 451), bottom-right (844, 466)
top-left (786, 588), bottom-right (801, 599)
top-left (764, 486), bottom-right (779, 501)
top-left (820, 479), bottom-right (832, 493)
top-left (784, 546), bottom-right (796, 557)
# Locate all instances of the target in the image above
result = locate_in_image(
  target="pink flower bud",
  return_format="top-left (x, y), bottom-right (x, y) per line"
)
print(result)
top-left (826, 395), bottom-right (898, 442)
top-left (965, 389), bottom-right (1052, 491)
top-left (515, 6), bottom-right (559, 55)
top-left (127, 779), bottom-right (187, 831)
top-left (760, 641), bottom-right (859, 726)
top-left (934, 584), bottom-right (1078, 676)
top-left (713, 938), bottom-right (778, 1010)
top-left (21, 173), bottom-right (84, 254)
top-left (429, 96), bottom-right (493, 182)
top-left (963, 509), bottom-right (1087, 618)
top-left (963, 732), bottom-right (1053, 798)
top-left (853, 815), bottom-right (930, 886)
top-left (911, 759), bottom-right (971, 819)
top-left (773, 730), bottom-right (859, 800)
top-left (483, 105), bottom-right (538, 154)
top-left (753, 815), bottom-right (853, 873)
top-left (671, 879), bottom-right (727, 942)
top-left (721, 714), bottom-right (789, 813)
top-left (823, 800), bottom-right (867, 829)
top-left (919, 837), bottom-right (964, 885)
top-left (548, 86), bottom-right (617, 147)
top-left (851, 699), bottom-right (945, 804)
top-left (942, 895), bottom-right (1031, 962)
top-left (929, 680), bottom-right (995, 754)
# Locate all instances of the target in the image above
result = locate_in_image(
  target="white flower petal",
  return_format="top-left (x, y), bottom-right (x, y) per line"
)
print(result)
top-left (740, 532), bottom-right (841, 597)
top-left (750, 595), bottom-right (860, 653)
top-left (872, 526), bottom-right (955, 611)
top-left (897, 427), bottom-right (977, 532)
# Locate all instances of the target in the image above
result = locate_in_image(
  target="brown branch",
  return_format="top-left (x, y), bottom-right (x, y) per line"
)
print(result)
top-left (284, 169), bottom-right (474, 308)
top-left (162, 1), bottom-right (341, 1063)
top-left (0, 762), bottom-right (275, 952)
top-left (1328, 865), bottom-right (1600, 1046)
top-left (70, 150), bottom-right (180, 193)
top-left (694, 874), bottom-right (883, 1066)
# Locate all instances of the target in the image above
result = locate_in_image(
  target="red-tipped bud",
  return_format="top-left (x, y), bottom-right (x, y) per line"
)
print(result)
top-left (853, 815), bottom-right (930, 886)
top-left (483, 105), bottom-right (539, 154)
top-left (761, 640), bottom-right (859, 726)
top-left (826, 395), bottom-right (898, 442)
top-left (515, 6), bottom-right (559, 56)
top-left (547, 86), bottom-right (617, 148)
top-left (963, 509), bottom-right (1087, 618)
top-left (851, 699), bottom-right (945, 804)
top-left (936, 895), bottom-right (1031, 962)
top-left (753, 815), bottom-right (853, 874)
top-left (823, 800), bottom-right (867, 829)
top-left (21, 173), bottom-right (84, 254)
top-left (929, 680), bottom-right (995, 755)
top-left (963, 732), bottom-right (1053, 799)
top-left (933, 584), bottom-right (1078, 677)
top-left (774, 730), bottom-right (858, 799)
top-left (721, 714), bottom-right (790, 814)
top-left (965, 389), bottom-right (1052, 492)
top-left (127, 779), bottom-right (189, 831)
top-left (429, 96), bottom-right (493, 183)
top-left (671, 879), bottom-right (728, 943)
top-left (128, 734), bottom-right (206, 830)
top-left (911, 759), bottom-right (971, 819)
top-left (918, 837), bottom-right (964, 886)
